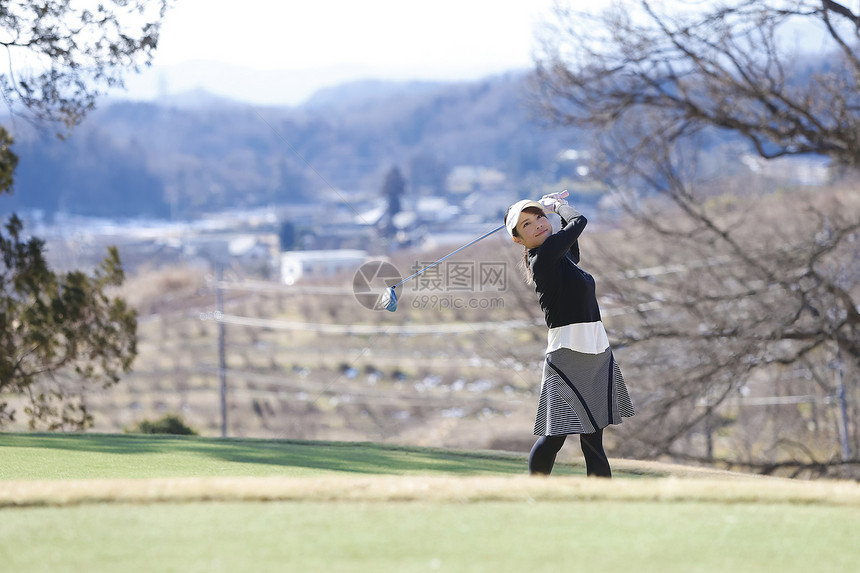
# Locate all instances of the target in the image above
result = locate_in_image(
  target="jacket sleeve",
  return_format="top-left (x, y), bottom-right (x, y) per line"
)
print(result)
top-left (556, 204), bottom-right (586, 263)
top-left (559, 205), bottom-right (583, 263)
top-left (532, 204), bottom-right (587, 276)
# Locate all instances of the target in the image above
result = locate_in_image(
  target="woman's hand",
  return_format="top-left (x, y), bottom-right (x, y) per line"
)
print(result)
top-left (538, 190), bottom-right (569, 213)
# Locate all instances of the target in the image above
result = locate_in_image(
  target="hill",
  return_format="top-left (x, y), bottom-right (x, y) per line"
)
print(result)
top-left (2, 72), bottom-right (581, 219)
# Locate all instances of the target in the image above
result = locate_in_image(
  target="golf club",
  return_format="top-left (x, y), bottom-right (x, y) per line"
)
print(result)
top-left (379, 224), bottom-right (506, 312)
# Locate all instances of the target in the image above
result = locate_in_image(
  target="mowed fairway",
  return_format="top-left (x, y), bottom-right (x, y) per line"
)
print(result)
top-left (1, 434), bottom-right (859, 573)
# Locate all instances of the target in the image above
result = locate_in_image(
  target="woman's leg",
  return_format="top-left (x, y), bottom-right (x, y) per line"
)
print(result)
top-left (579, 428), bottom-right (611, 478)
top-left (529, 435), bottom-right (567, 475)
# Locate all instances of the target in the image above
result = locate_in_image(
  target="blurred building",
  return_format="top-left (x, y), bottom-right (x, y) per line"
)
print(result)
top-left (280, 249), bottom-right (367, 285)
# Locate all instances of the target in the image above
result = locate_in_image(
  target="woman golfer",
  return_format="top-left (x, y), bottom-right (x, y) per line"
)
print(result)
top-left (505, 192), bottom-right (634, 477)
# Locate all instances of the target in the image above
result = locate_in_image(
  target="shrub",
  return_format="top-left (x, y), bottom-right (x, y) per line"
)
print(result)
top-left (126, 413), bottom-right (197, 435)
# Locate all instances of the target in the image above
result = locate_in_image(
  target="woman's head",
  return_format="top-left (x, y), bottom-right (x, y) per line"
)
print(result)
top-left (505, 200), bottom-right (550, 249)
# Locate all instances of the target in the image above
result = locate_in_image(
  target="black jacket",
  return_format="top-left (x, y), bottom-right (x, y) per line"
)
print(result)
top-left (527, 204), bottom-right (601, 328)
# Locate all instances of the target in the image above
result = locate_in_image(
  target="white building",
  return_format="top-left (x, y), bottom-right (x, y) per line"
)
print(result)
top-left (280, 249), bottom-right (368, 285)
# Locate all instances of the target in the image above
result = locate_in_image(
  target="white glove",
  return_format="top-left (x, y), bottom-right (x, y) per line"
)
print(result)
top-left (538, 190), bottom-right (569, 213)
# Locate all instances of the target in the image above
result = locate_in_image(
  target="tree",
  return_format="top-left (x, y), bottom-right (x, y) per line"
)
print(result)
top-left (592, 181), bottom-right (859, 477)
top-left (534, 0), bottom-right (860, 168)
top-left (380, 166), bottom-right (406, 239)
top-left (533, 0), bottom-right (860, 477)
top-left (0, 212), bottom-right (137, 429)
top-left (279, 221), bottom-right (297, 251)
top-left (0, 0), bottom-right (168, 134)
top-left (0, 1), bottom-right (168, 428)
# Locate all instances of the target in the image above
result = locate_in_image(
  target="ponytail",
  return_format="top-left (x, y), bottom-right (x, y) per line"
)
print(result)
top-left (521, 248), bottom-right (534, 286)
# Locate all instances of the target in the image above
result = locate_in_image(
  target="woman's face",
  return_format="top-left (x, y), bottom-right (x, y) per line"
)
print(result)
top-left (512, 210), bottom-right (551, 249)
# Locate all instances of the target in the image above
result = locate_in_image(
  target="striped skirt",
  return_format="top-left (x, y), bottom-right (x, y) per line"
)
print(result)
top-left (533, 347), bottom-right (635, 436)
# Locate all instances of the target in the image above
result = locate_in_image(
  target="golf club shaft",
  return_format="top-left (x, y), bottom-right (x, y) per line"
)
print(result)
top-left (391, 224), bottom-right (505, 290)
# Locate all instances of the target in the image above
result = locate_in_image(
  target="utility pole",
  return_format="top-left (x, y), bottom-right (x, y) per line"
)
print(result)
top-left (834, 350), bottom-right (851, 461)
top-left (217, 264), bottom-right (227, 438)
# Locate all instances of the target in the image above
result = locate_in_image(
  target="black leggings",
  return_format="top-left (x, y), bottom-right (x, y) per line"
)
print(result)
top-left (529, 429), bottom-right (611, 477)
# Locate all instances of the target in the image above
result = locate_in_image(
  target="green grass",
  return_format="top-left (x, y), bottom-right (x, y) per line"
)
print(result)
top-left (0, 432), bottom-right (603, 480)
top-left (3, 500), bottom-right (858, 573)
top-left (2, 433), bottom-right (859, 573)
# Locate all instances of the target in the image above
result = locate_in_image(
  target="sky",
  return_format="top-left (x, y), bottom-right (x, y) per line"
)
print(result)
top-left (122, 0), bottom-right (563, 106)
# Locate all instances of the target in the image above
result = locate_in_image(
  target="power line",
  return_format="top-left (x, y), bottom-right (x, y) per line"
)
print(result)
top-left (198, 299), bottom-right (662, 336)
top-left (208, 313), bottom-right (539, 335)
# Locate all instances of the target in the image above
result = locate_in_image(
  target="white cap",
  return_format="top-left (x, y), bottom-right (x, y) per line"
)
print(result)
top-left (505, 199), bottom-right (545, 237)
